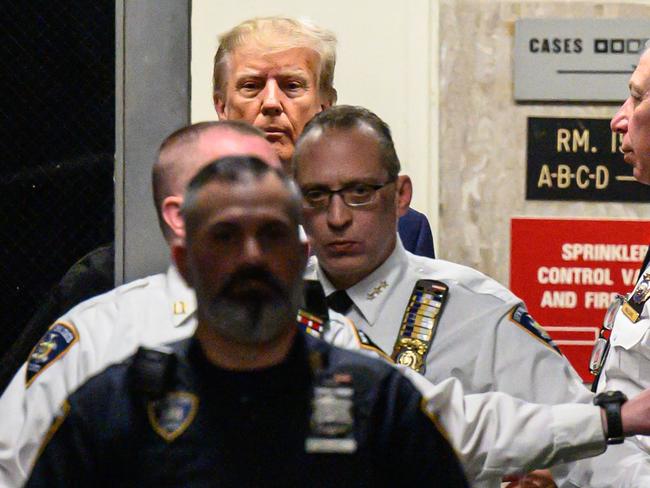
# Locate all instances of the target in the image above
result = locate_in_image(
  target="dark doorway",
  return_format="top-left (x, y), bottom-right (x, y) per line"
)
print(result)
top-left (1, 2), bottom-right (115, 356)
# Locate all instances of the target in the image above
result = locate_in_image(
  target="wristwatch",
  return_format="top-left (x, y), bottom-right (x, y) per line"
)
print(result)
top-left (593, 390), bottom-right (628, 444)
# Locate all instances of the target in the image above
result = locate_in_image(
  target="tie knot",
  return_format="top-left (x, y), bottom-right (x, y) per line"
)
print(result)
top-left (326, 290), bottom-right (353, 314)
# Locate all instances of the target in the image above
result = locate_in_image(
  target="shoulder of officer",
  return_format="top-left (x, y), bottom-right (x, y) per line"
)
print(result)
top-left (62, 338), bottom-right (190, 403)
top-left (407, 254), bottom-right (519, 305)
top-left (24, 272), bottom-right (189, 388)
top-left (37, 352), bottom-right (141, 453)
top-left (304, 333), bottom-right (396, 382)
top-left (61, 271), bottom-right (169, 319)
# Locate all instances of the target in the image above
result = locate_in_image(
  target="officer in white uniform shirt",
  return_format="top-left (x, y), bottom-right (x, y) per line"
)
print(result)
top-left (566, 47), bottom-right (650, 488)
top-left (294, 104), bottom-right (595, 486)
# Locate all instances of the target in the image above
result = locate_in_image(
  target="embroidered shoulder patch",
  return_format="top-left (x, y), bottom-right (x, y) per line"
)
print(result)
top-left (26, 322), bottom-right (79, 387)
top-left (147, 391), bottom-right (199, 442)
top-left (509, 306), bottom-right (562, 355)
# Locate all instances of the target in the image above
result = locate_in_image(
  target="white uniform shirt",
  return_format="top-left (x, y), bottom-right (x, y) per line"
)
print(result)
top-left (598, 260), bottom-right (650, 437)
top-left (331, 317), bottom-right (606, 486)
top-left (408, 373), bottom-right (604, 485)
top-left (567, 260), bottom-right (650, 487)
top-left (307, 239), bottom-right (596, 486)
top-left (308, 239), bottom-right (592, 404)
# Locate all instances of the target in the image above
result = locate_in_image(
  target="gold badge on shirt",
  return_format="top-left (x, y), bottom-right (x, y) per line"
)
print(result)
top-left (622, 271), bottom-right (650, 323)
top-left (148, 391), bottom-right (199, 442)
top-left (391, 280), bottom-right (449, 374)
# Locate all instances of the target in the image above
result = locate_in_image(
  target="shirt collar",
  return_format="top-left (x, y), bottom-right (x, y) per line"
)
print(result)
top-left (166, 265), bottom-right (197, 327)
top-left (315, 236), bottom-right (409, 325)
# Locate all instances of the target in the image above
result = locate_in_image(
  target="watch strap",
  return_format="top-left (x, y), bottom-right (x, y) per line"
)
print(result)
top-left (593, 390), bottom-right (627, 444)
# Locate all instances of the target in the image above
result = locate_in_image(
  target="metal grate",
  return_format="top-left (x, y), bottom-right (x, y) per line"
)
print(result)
top-left (0, 1), bottom-right (115, 360)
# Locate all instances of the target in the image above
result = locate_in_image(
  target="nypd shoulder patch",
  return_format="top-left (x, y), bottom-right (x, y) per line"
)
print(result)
top-left (147, 391), bottom-right (199, 442)
top-left (509, 305), bottom-right (562, 355)
top-left (26, 322), bottom-right (79, 387)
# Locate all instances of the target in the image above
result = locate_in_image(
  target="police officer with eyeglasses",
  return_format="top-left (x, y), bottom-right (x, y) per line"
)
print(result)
top-left (295, 105), bottom-right (602, 487)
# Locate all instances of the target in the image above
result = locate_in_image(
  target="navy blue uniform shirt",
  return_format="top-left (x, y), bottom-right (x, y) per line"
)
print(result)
top-left (28, 332), bottom-right (466, 487)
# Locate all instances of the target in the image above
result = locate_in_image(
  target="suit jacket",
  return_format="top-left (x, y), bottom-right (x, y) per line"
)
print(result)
top-left (398, 208), bottom-right (435, 258)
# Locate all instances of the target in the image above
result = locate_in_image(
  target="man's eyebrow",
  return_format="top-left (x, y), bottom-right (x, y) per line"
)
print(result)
top-left (233, 68), bottom-right (311, 79)
top-left (301, 179), bottom-right (378, 189)
top-left (234, 68), bottom-right (264, 79)
top-left (276, 69), bottom-right (310, 79)
top-left (207, 220), bottom-right (237, 230)
top-left (630, 80), bottom-right (645, 95)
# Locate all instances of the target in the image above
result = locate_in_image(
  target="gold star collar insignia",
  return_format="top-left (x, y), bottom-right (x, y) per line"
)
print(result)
top-left (366, 281), bottom-right (389, 300)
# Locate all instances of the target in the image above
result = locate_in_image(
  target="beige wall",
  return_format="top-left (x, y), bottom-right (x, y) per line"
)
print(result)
top-left (439, 0), bottom-right (650, 286)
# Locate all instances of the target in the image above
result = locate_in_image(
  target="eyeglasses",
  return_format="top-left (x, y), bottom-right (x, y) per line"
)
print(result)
top-left (301, 180), bottom-right (395, 210)
top-left (589, 293), bottom-right (625, 377)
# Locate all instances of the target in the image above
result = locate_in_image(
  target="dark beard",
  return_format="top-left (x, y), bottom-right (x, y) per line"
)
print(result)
top-left (203, 267), bottom-right (300, 344)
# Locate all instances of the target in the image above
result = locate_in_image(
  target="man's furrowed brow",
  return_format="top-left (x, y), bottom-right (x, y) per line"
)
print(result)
top-left (629, 79), bottom-right (648, 96)
top-left (301, 178), bottom-right (380, 190)
top-left (234, 67), bottom-right (264, 79)
top-left (277, 68), bottom-right (311, 79)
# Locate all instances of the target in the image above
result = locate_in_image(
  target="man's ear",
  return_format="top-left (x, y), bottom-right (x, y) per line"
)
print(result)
top-left (171, 242), bottom-right (192, 286)
top-left (395, 175), bottom-right (413, 218)
top-left (214, 93), bottom-right (226, 119)
top-left (162, 195), bottom-right (185, 241)
top-left (320, 90), bottom-right (335, 111)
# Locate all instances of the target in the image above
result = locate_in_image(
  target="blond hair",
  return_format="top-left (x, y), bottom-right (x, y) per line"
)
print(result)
top-left (213, 17), bottom-right (337, 105)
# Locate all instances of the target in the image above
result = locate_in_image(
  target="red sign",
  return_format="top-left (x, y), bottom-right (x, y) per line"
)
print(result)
top-left (510, 217), bottom-right (650, 381)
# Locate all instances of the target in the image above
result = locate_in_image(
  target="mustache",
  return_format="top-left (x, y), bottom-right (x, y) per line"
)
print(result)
top-left (221, 266), bottom-right (288, 299)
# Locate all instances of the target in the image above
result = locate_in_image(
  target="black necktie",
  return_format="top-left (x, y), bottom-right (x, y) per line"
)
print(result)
top-left (326, 290), bottom-right (353, 314)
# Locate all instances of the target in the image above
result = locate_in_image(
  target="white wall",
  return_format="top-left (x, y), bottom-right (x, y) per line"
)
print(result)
top-left (191, 0), bottom-right (440, 248)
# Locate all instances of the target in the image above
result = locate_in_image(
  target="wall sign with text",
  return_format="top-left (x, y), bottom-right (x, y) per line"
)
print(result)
top-left (510, 217), bottom-right (650, 381)
top-left (526, 117), bottom-right (650, 202)
top-left (515, 19), bottom-right (650, 102)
